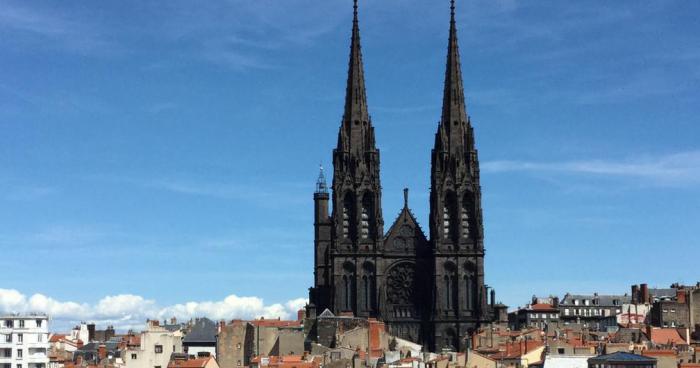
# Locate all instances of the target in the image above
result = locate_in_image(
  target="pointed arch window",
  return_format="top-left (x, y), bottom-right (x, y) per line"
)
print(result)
top-left (444, 263), bottom-right (458, 310)
top-left (460, 206), bottom-right (469, 238)
top-left (444, 275), bottom-right (451, 308)
top-left (443, 192), bottom-right (458, 240)
top-left (443, 206), bottom-right (450, 239)
top-left (465, 275), bottom-right (476, 309)
top-left (361, 193), bottom-right (375, 240)
top-left (343, 275), bottom-right (351, 310)
top-left (361, 208), bottom-right (369, 239)
top-left (342, 262), bottom-right (356, 312)
top-left (362, 263), bottom-right (376, 312)
top-left (343, 193), bottom-right (355, 240)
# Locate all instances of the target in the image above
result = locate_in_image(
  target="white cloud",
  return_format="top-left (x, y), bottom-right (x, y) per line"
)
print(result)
top-left (0, 289), bottom-right (27, 312)
top-left (482, 150), bottom-right (700, 186)
top-left (0, 289), bottom-right (307, 331)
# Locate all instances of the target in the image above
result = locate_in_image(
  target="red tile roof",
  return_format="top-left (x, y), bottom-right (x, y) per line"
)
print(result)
top-left (49, 334), bottom-right (67, 343)
top-left (529, 304), bottom-right (558, 312)
top-left (168, 357), bottom-right (212, 368)
top-left (643, 350), bottom-right (677, 357)
top-left (647, 328), bottom-right (686, 345)
top-left (249, 319), bottom-right (302, 328)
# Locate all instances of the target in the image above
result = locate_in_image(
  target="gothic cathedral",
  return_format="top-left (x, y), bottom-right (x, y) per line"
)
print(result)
top-left (308, 1), bottom-right (502, 352)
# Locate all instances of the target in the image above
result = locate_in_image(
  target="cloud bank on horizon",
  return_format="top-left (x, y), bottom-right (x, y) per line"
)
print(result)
top-left (0, 288), bottom-right (307, 332)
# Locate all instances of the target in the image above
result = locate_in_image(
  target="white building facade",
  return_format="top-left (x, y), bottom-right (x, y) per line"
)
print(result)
top-left (123, 321), bottom-right (183, 368)
top-left (0, 315), bottom-right (50, 368)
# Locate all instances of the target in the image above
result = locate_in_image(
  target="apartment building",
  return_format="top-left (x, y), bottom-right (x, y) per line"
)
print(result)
top-left (0, 315), bottom-right (49, 368)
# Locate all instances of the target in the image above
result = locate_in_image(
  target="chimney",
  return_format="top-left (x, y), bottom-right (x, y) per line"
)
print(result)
top-left (98, 344), bottom-right (106, 361)
top-left (297, 309), bottom-right (304, 322)
top-left (170, 317), bottom-right (177, 325)
top-left (632, 285), bottom-right (640, 303)
top-left (491, 289), bottom-right (496, 308)
top-left (553, 297), bottom-right (560, 308)
top-left (218, 320), bottom-right (226, 332)
top-left (677, 290), bottom-right (687, 304)
top-left (641, 284), bottom-right (650, 303)
top-left (87, 324), bottom-right (96, 342)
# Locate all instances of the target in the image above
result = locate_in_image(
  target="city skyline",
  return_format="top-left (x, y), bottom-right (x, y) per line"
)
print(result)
top-left (1, 0), bottom-right (699, 331)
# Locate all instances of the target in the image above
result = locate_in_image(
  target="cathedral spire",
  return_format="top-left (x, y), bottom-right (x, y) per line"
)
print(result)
top-left (336, 0), bottom-right (375, 156)
top-left (344, 0), bottom-right (369, 125)
top-left (440, 0), bottom-right (468, 132)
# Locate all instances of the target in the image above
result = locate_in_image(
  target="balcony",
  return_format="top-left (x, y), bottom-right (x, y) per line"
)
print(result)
top-left (27, 356), bottom-right (49, 363)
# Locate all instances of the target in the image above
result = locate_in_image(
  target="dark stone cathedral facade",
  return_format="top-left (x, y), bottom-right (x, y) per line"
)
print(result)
top-left (307, 1), bottom-right (505, 352)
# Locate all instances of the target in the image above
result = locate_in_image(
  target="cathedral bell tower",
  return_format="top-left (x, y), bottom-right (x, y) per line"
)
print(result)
top-left (429, 0), bottom-right (489, 352)
top-left (322, 0), bottom-right (383, 318)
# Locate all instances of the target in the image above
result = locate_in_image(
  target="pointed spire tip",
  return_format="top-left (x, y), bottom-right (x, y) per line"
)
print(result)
top-left (353, 0), bottom-right (358, 21)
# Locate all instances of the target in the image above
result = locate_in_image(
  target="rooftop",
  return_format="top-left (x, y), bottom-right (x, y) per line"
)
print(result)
top-left (588, 352), bottom-right (656, 364)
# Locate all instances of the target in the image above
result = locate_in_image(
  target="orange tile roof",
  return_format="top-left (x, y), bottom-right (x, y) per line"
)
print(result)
top-left (530, 304), bottom-right (558, 312)
top-left (648, 328), bottom-right (686, 345)
top-left (492, 340), bottom-right (544, 360)
top-left (168, 357), bottom-right (212, 368)
top-left (643, 350), bottom-right (677, 357)
top-left (250, 319), bottom-right (302, 328)
top-left (50, 334), bottom-right (67, 343)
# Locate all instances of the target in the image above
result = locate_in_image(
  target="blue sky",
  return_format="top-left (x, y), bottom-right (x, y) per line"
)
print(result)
top-left (1, 0), bottom-right (699, 330)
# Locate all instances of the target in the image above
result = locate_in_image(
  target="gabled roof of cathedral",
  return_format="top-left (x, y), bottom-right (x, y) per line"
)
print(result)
top-left (384, 188), bottom-right (427, 242)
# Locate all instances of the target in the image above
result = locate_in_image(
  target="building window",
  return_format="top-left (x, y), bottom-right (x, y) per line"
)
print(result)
top-left (236, 343), bottom-right (241, 350)
top-left (16, 350), bottom-right (22, 359)
top-left (237, 361), bottom-right (242, 367)
top-left (35, 320), bottom-right (42, 328)
top-left (154, 345), bottom-right (163, 354)
top-left (460, 202), bottom-right (470, 238)
top-left (4, 321), bottom-right (12, 328)
top-left (37, 334), bottom-right (42, 343)
top-left (443, 206), bottom-right (450, 238)
top-left (16, 364), bottom-right (21, 368)
top-left (360, 207), bottom-right (369, 239)
top-left (18, 321), bottom-right (24, 328)
top-left (17, 334), bottom-right (23, 344)
top-left (131, 354), bottom-right (137, 360)
top-left (4, 335), bottom-right (11, 343)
